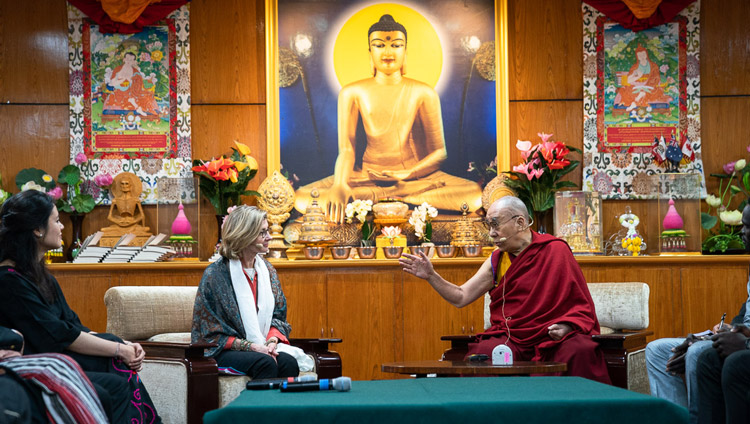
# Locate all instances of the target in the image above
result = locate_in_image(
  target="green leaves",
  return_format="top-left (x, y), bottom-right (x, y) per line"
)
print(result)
top-left (701, 212), bottom-right (718, 230)
top-left (58, 165), bottom-right (83, 186)
top-left (15, 168), bottom-right (56, 191)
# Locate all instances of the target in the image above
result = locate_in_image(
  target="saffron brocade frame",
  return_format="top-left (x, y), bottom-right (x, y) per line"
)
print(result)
top-left (67, 4), bottom-right (193, 204)
top-left (581, 1), bottom-right (706, 200)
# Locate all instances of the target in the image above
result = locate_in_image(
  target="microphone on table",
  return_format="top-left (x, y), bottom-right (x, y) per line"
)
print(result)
top-left (246, 374), bottom-right (316, 390)
top-left (279, 376), bottom-right (352, 392)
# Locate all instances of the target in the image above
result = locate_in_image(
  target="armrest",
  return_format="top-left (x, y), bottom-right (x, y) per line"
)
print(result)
top-left (289, 338), bottom-right (343, 379)
top-left (440, 335), bottom-right (476, 361)
top-left (592, 330), bottom-right (653, 351)
top-left (138, 341), bottom-right (219, 424)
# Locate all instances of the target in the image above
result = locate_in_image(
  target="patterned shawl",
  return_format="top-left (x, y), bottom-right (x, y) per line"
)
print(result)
top-left (0, 353), bottom-right (108, 424)
top-left (191, 256), bottom-right (291, 358)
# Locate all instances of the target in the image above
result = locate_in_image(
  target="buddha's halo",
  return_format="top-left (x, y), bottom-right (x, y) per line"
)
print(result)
top-left (326, 2), bottom-right (449, 94)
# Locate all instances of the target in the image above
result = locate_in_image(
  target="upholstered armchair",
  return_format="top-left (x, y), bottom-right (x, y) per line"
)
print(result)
top-left (104, 286), bottom-right (342, 424)
top-left (441, 282), bottom-right (652, 393)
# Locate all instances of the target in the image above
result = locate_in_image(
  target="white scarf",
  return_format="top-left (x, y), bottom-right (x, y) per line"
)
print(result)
top-left (229, 258), bottom-right (313, 371)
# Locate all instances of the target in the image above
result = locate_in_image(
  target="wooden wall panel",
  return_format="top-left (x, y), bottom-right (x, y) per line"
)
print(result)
top-left (190, 0), bottom-right (266, 103)
top-left (679, 266), bottom-right (748, 333)
top-left (507, 101), bottom-right (583, 184)
top-left (0, 0), bottom-right (68, 103)
top-left (281, 270), bottom-right (327, 339)
top-left (0, 105), bottom-right (70, 189)
top-left (700, 0), bottom-right (750, 96)
top-left (700, 97), bottom-right (750, 197)
top-left (507, 0), bottom-right (582, 101)
top-left (327, 270), bottom-right (398, 380)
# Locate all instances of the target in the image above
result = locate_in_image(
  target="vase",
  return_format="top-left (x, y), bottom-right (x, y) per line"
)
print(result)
top-left (533, 209), bottom-right (552, 234)
top-left (66, 214), bottom-right (85, 262)
top-left (215, 214), bottom-right (227, 247)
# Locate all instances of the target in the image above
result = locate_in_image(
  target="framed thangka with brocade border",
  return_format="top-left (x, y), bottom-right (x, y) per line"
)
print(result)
top-left (67, 4), bottom-right (192, 204)
top-left (267, 0), bottom-right (509, 216)
top-left (581, 1), bottom-right (706, 199)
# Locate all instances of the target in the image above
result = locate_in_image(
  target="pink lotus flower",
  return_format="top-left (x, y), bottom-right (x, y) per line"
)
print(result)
top-left (47, 186), bottom-right (63, 200)
top-left (74, 153), bottom-right (88, 165)
top-left (723, 161), bottom-right (736, 175)
top-left (93, 173), bottom-right (113, 187)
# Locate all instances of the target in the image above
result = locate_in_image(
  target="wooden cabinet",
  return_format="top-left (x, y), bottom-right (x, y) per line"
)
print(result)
top-left (50, 255), bottom-right (750, 381)
top-left (281, 265), bottom-right (401, 380)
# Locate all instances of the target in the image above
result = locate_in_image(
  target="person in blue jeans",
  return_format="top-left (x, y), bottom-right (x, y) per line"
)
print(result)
top-left (646, 204), bottom-right (750, 423)
top-left (646, 306), bottom-right (745, 423)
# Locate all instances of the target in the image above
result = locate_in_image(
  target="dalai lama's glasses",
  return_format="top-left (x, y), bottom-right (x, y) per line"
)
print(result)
top-left (482, 215), bottom-right (521, 232)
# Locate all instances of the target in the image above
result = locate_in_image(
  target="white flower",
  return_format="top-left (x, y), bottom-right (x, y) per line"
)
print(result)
top-left (345, 199), bottom-right (373, 224)
top-left (705, 194), bottom-right (722, 208)
top-left (21, 181), bottom-right (44, 192)
top-left (735, 159), bottom-right (746, 171)
top-left (720, 210), bottom-right (743, 226)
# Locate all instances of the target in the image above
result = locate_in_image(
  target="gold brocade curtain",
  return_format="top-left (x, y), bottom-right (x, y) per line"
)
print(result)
top-left (621, 0), bottom-right (662, 19)
top-left (98, 0), bottom-right (162, 24)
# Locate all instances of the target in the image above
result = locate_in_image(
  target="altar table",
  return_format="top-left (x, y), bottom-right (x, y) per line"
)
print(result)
top-left (203, 377), bottom-right (688, 424)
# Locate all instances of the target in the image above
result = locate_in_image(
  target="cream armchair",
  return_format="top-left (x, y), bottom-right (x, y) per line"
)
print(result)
top-left (104, 286), bottom-right (342, 424)
top-left (442, 282), bottom-right (652, 393)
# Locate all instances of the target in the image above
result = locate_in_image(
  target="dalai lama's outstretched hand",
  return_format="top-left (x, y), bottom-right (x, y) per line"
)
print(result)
top-left (547, 323), bottom-right (572, 341)
top-left (400, 252), bottom-right (435, 280)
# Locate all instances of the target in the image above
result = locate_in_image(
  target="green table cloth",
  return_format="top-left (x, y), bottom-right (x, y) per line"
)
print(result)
top-left (204, 377), bottom-right (688, 424)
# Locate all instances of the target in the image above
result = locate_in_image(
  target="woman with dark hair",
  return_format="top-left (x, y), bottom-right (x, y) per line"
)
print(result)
top-left (192, 205), bottom-right (308, 379)
top-left (0, 190), bottom-right (161, 423)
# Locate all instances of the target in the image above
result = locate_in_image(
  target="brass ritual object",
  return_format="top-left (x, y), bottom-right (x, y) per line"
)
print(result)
top-left (296, 188), bottom-right (336, 247)
top-left (450, 202), bottom-right (482, 248)
top-left (257, 170), bottom-right (296, 258)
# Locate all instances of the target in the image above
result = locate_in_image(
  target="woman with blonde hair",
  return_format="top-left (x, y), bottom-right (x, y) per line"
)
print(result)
top-left (192, 206), bottom-right (305, 378)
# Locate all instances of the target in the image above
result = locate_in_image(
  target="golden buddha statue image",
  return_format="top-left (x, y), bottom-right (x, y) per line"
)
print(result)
top-left (294, 14), bottom-right (483, 223)
top-left (99, 172), bottom-right (152, 247)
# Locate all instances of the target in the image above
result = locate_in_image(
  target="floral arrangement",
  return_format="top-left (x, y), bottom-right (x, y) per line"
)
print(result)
top-left (192, 141), bottom-right (260, 215)
top-left (408, 202), bottom-right (438, 243)
top-left (701, 154), bottom-right (750, 253)
top-left (345, 199), bottom-right (375, 246)
top-left (381, 226), bottom-right (402, 244)
top-left (15, 154), bottom-right (113, 215)
top-left (503, 133), bottom-right (581, 215)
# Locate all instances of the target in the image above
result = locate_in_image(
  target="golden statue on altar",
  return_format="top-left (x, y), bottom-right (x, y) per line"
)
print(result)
top-left (99, 172), bottom-right (152, 247)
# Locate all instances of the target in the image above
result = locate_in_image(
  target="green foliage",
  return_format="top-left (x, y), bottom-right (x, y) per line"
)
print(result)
top-left (15, 168), bottom-right (56, 191)
top-left (56, 165), bottom-right (95, 215)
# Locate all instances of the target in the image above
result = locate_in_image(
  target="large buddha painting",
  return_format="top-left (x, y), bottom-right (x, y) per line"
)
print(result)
top-left (270, 1), bottom-right (499, 219)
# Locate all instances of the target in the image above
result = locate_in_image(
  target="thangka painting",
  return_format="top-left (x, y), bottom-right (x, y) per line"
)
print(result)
top-left (582, 1), bottom-right (705, 199)
top-left (275, 0), bottom-right (497, 216)
top-left (67, 4), bottom-right (192, 204)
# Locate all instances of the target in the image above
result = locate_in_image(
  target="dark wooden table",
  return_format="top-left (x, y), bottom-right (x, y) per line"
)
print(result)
top-left (381, 360), bottom-right (567, 377)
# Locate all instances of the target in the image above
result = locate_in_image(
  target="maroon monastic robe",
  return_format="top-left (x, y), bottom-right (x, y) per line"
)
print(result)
top-left (468, 232), bottom-right (611, 383)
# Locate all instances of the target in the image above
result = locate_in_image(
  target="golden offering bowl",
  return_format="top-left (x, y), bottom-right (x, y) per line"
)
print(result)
top-left (382, 246), bottom-right (404, 259)
top-left (356, 246), bottom-right (377, 259)
top-left (435, 245), bottom-right (457, 258)
top-left (330, 246), bottom-right (352, 260)
top-left (410, 246), bottom-right (430, 256)
top-left (461, 245), bottom-right (482, 257)
top-left (303, 246), bottom-right (325, 260)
